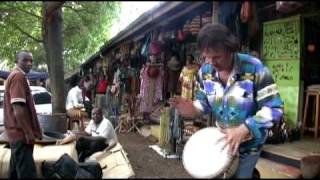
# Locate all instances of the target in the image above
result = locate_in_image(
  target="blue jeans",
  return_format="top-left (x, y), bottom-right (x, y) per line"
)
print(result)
top-left (233, 149), bottom-right (261, 178)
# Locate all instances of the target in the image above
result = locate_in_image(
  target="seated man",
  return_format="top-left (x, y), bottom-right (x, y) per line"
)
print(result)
top-left (57, 107), bottom-right (118, 162)
top-left (66, 75), bottom-right (89, 130)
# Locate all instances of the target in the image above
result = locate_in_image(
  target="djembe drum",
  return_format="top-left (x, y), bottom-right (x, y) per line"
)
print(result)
top-left (182, 127), bottom-right (239, 178)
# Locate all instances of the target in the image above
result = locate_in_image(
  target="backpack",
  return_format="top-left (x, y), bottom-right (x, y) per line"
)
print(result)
top-left (42, 153), bottom-right (103, 179)
top-left (265, 116), bottom-right (288, 144)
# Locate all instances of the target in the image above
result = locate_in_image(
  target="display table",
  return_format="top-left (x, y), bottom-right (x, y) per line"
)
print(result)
top-left (0, 142), bottom-right (78, 178)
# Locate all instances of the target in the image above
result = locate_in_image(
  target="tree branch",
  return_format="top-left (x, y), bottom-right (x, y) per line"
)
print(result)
top-left (7, 20), bottom-right (43, 43)
top-left (15, 7), bottom-right (42, 19)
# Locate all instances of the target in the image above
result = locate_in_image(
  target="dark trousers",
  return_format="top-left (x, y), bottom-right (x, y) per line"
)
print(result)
top-left (76, 136), bottom-right (107, 162)
top-left (9, 141), bottom-right (37, 178)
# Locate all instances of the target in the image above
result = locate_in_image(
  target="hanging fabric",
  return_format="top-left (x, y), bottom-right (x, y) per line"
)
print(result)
top-left (240, 1), bottom-right (251, 23)
top-left (189, 15), bottom-right (201, 35)
top-left (139, 63), bottom-right (164, 114)
top-left (149, 30), bottom-right (161, 55)
top-left (147, 65), bottom-right (160, 79)
top-left (177, 29), bottom-right (185, 42)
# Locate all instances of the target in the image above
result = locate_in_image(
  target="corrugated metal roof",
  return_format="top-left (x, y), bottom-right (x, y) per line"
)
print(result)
top-left (81, 2), bottom-right (185, 68)
top-left (67, 2), bottom-right (209, 79)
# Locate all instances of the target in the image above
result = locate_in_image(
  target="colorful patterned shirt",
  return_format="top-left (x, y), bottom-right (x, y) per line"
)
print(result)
top-left (193, 53), bottom-right (284, 152)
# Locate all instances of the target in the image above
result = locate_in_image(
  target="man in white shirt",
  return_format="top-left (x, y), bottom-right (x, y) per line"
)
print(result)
top-left (66, 76), bottom-right (85, 110)
top-left (84, 108), bottom-right (118, 147)
top-left (57, 107), bottom-right (118, 162)
top-left (65, 76), bottom-right (88, 130)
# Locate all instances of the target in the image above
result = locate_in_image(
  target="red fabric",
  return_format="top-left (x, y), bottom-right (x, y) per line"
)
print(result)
top-left (149, 41), bottom-right (161, 55)
top-left (147, 65), bottom-right (160, 79)
top-left (97, 79), bottom-right (108, 94)
top-left (240, 1), bottom-right (251, 23)
top-left (177, 29), bottom-right (185, 42)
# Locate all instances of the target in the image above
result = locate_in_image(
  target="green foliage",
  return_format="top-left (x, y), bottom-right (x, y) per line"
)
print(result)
top-left (0, 1), bottom-right (120, 71)
top-left (0, 1), bottom-right (43, 69)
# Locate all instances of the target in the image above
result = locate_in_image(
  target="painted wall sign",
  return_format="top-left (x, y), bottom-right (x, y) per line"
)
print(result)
top-left (266, 60), bottom-right (299, 86)
top-left (263, 16), bottom-right (301, 61)
top-left (265, 60), bottom-right (300, 127)
top-left (263, 15), bottom-right (301, 128)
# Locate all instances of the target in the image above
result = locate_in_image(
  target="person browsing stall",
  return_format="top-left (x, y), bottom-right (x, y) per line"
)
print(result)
top-left (66, 75), bottom-right (89, 129)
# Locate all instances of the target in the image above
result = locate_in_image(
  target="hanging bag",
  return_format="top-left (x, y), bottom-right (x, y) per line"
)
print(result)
top-left (149, 30), bottom-right (161, 55)
top-left (240, 1), bottom-right (251, 23)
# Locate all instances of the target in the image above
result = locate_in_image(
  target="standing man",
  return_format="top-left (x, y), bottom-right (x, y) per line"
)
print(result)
top-left (170, 24), bottom-right (284, 178)
top-left (3, 50), bottom-right (42, 178)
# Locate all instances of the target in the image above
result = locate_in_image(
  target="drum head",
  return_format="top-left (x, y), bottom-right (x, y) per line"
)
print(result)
top-left (182, 127), bottom-right (233, 178)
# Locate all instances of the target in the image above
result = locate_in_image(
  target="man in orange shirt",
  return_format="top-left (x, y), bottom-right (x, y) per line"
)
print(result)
top-left (4, 50), bottom-right (42, 178)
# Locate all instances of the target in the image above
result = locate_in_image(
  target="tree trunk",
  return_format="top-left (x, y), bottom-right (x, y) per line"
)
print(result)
top-left (43, 2), bottom-right (65, 113)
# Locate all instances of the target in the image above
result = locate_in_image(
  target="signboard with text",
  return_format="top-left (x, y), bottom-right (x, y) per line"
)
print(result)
top-left (263, 15), bottom-right (302, 128)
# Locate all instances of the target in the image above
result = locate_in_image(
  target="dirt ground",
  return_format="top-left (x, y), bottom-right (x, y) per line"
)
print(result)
top-left (118, 132), bottom-right (192, 178)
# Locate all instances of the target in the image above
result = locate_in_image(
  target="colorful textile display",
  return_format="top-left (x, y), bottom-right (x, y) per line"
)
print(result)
top-left (139, 63), bottom-right (164, 113)
top-left (114, 65), bottom-right (129, 112)
top-left (125, 67), bottom-right (139, 118)
top-left (179, 64), bottom-right (199, 100)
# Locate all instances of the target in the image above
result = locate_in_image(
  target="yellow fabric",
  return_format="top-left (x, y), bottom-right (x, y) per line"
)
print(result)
top-left (179, 65), bottom-right (199, 100)
top-left (159, 107), bottom-right (171, 153)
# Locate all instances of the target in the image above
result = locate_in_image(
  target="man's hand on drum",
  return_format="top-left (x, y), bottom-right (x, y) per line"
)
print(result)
top-left (169, 96), bottom-right (200, 119)
top-left (220, 124), bottom-right (250, 156)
